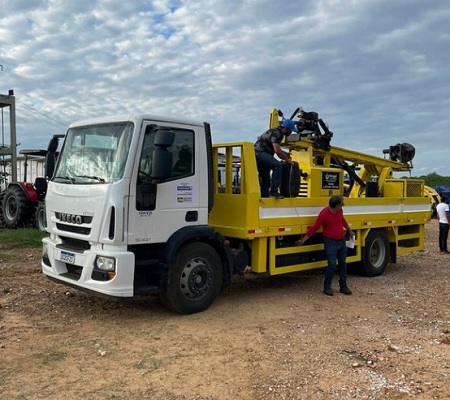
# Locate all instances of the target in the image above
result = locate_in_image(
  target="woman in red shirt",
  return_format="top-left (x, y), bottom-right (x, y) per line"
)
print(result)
top-left (296, 195), bottom-right (355, 296)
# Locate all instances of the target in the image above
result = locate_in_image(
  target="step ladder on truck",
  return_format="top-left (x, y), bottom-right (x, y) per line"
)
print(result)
top-left (41, 107), bottom-right (430, 314)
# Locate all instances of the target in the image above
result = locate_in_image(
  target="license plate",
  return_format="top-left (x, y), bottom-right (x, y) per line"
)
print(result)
top-left (60, 250), bottom-right (75, 264)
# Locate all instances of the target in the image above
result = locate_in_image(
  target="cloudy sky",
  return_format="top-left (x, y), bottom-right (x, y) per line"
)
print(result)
top-left (1, 0), bottom-right (449, 176)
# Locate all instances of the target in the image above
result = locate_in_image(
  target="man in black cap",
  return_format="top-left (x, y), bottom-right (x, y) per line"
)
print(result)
top-left (254, 119), bottom-right (297, 198)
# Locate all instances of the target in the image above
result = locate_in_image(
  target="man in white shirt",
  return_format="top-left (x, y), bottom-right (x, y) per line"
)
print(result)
top-left (436, 196), bottom-right (450, 253)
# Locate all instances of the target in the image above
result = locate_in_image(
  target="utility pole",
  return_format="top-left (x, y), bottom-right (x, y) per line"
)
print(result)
top-left (0, 90), bottom-right (18, 182)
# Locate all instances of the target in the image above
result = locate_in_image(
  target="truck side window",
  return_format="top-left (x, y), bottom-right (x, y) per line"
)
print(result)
top-left (170, 131), bottom-right (194, 179)
top-left (136, 127), bottom-right (194, 210)
top-left (172, 145), bottom-right (192, 177)
top-left (138, 128), bottom-right (194, 181)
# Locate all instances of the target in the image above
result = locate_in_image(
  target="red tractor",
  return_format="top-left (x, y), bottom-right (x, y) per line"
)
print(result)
top-left (0, 135), bottom-right (63, 231)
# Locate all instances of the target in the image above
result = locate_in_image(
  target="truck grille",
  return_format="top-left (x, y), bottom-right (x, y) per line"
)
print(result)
top-left (56, 223), bottom-right (91, 235)
top-left (58, 236), bottom-right (90, 252)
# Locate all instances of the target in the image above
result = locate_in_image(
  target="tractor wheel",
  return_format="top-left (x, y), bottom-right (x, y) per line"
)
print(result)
top-left (35, 201), bottom-right (47, 231)
top-left (161, 242), bottom-right (223, 315)
top-left (2, 186), bottom-right (31, 228)
top-left (0, 192), bottom-right (5, 229)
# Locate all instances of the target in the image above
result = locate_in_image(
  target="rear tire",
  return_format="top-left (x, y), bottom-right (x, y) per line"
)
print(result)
top-left (361, 231), bottom-right (390, 276)
top-left (162, 242), bottom-right (223, 315)
top-left (431, 202), bottom-right (437, 219)
top-left (2, 186), bottom-right (31, 228)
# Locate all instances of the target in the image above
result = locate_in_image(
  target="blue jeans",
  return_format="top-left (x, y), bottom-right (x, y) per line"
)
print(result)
top-left (255, 151), bottom-right (283, 197)
top-left (323, 238), bottom-right (348, 290)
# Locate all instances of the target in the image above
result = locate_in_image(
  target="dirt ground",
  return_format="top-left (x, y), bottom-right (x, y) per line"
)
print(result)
top-left (1, 221), bottom-right (449, 400)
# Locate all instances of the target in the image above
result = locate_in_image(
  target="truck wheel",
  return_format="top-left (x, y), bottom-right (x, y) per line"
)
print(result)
top-left (361, 231), bottom-right (390, 277)
top-left (162, 242), bottom-right (223, 315)
top-left (431, 202), bottom-right (437, 219)
top-left (2, 186), bottom-right (30, 228)
top-left (36, 201), bottom-right (47, 231)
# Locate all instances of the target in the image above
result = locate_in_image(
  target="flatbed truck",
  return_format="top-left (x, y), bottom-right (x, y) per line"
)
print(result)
top-left (41, 109), bottom-right (430, 314)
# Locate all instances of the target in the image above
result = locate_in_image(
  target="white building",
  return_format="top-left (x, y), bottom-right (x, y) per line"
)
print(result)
top-left (0, 155), bottom-right (46, 189)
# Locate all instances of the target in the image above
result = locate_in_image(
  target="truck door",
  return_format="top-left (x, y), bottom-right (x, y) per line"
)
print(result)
top-left (128, 122), bottom-right (203, 244)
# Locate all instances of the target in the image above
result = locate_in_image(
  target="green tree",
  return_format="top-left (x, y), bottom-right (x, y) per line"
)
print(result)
top-left (403, 173), bottom-right (450, 187)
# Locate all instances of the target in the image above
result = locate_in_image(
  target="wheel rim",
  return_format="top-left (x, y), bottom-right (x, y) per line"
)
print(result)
top-left (179, 257), bottom-right (213, 299)
top-left (5, 196), bottom-right (18, 220)
top-left (369, 238), bottom-right (386, 268)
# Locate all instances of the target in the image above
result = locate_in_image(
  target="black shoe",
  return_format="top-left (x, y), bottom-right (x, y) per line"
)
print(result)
top-left (323, 288), bottom-right (334, 296)
top-left (269, 192), bottom-right (284, 199)
top-left (340, 286), bottom-right (352, 295)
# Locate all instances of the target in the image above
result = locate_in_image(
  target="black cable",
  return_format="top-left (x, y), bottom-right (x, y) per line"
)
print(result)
top-left (16, 98), bottom-right (68, 129)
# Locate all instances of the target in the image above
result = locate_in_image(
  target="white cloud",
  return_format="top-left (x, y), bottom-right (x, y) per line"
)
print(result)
top-left (1, 0), bottom-right (450, 175)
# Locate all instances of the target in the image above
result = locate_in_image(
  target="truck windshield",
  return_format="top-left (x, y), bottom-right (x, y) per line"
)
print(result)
top-left (53, 122), bottom-right (133, 184)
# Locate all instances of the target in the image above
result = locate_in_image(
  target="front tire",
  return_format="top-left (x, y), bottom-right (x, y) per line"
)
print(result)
top-left (361, 231), bottom-right (390, 276)
top-left (2, 186), bottom-right (31, 228)
top-left (162, 242), bottom-right (223, 315)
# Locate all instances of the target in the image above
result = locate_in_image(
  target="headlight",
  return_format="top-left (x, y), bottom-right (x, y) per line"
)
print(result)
top-left (95, 256), bottom-right (116, 271)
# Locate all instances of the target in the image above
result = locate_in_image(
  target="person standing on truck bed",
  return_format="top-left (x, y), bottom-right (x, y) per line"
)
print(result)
top-left (295, 195), bottom-right (355, 296)
top-left (436, 196), bottom-right (450, 254)
top-left (254, 119), bottom-right (297, 199)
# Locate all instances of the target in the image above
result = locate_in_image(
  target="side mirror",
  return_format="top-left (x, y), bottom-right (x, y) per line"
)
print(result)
top-left (150, 126), bottom-right (175, 183)
top-left (47, 137), bottom-right (59, 152)
top-left (154, 127), bottom-right (175, 147)
top-left (45, 134), bottom-right (64, 179)
top-left (45, 153), bottom-right (56, 179)
top-left (151, 148), bottom-right (173, 182)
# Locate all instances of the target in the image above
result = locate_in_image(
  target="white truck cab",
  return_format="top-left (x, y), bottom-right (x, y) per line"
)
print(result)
top-left (42, 114), bottom-right (236, 314)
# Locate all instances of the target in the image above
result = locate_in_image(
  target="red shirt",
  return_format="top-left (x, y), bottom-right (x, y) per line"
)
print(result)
top-left (306, 207), bottom-right (350, 240)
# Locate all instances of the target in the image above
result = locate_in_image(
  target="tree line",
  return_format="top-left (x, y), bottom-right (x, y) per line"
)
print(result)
top-left (408, 173), bottom-right (450, 187)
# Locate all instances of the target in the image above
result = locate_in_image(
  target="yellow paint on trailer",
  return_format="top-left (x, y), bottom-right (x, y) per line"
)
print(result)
top-left (209, 130), bottom-right (429, 276)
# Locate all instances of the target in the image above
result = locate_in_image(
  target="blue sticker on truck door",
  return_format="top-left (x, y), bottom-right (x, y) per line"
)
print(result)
top-left (177, 183), bottom-right (193, 203)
